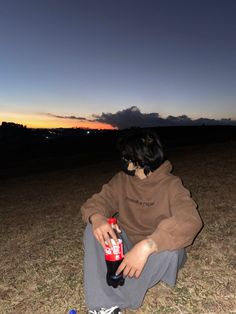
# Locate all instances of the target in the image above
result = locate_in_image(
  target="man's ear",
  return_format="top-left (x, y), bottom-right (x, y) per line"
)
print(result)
top-left (120, 158), bottom-right (135, 176)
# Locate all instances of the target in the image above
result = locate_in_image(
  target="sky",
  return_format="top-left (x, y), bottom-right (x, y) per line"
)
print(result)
top-left (0, 0), bottom-right (236, 129)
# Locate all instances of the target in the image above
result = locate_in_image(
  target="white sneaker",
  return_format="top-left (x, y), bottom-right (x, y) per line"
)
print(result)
top-left (88, 306), bottom-right (122, 314)
top-left (100, 306), bottom-right (122, 314)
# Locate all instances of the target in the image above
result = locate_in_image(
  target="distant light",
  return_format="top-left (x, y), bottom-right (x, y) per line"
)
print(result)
top-left (86, 131), bottom-right (90, 135)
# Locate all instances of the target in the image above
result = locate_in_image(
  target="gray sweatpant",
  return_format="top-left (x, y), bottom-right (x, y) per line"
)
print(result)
top-left (83, 224), bottom-right (186, 311)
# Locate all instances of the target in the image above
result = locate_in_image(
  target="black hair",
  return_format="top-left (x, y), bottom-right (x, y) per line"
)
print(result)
top-left (117, 128), bottom-right (165, 176)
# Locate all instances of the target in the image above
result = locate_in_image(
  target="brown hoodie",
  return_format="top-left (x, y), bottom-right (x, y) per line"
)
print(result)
top-left (81, 160), bottom-right (203, 252)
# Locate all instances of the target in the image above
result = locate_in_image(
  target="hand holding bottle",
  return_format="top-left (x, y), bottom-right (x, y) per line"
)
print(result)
top-left (90, 213), bottom-right (121, 249)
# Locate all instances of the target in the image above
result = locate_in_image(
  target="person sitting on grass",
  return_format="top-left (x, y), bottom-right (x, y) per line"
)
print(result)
top-left (81, 128), bottom-right (203, 314)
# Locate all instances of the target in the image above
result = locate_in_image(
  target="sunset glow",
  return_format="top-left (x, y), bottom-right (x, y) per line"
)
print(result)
top-left (0, 112), bottom-right (115, 130)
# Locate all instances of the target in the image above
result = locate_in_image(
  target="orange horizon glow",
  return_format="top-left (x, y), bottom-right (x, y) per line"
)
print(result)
top-left (0, 112), bottom-right (116, 130)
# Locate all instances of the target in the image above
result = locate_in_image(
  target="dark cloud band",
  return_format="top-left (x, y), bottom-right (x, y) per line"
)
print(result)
top-left (42, 107), bottom-right (236, 129)
top-left (94, 106), bottom-right (235, 129)
top-left (42, 113), bottom-right (94, 122)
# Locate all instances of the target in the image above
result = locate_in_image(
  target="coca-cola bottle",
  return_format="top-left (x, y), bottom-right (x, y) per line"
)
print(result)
top-left (105, 217), bottom-right (125, 288)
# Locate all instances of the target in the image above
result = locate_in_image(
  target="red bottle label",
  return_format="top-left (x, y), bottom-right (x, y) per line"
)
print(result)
top-left (105, 239), bottom-right (124, 261)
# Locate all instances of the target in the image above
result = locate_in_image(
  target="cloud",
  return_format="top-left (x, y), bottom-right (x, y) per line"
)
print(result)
top-left (93, 106), bottom-right (164, 129)
top-left (42, 113), bottom-right (94, 122)
top-left (42, 107), bottom-right (236, 129)
top-left (94, 106), bottom-right (236, 129)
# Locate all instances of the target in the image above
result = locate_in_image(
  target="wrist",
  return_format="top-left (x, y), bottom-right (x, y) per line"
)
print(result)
top-left (143, 238), bottom-right (158, 254)
top-left (89, 213), bottom-right (105, 224)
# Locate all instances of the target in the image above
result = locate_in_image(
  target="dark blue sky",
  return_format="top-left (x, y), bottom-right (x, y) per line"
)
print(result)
top-left (1, 0), bottom-right (236, 128)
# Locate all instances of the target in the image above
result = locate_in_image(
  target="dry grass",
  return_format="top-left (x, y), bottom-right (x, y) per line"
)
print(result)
top-left (0, 141), bottom-right (236, 314)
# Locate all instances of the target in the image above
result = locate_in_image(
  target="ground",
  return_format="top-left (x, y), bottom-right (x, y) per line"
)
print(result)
top-left (0, 140), bottom-right (235, 314)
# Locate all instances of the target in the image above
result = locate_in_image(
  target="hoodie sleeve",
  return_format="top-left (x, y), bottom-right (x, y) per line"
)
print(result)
top-left (81, 173), bottom-right (120, 224)
top-left (149, 177), bottom-right (203, 252)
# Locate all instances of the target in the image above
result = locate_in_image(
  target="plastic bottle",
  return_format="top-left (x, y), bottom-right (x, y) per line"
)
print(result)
top-left (105, 217), bottom-right (125, 288)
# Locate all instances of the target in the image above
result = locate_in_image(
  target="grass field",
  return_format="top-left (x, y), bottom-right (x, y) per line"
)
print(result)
top-left (0, 140), bottom-right (235, 314)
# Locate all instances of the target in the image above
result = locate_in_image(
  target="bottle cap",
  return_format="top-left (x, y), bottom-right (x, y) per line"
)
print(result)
top-left (108, 217), bottom-right (117, 224)
top-left (68, 310), bottom-right (77, 314)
